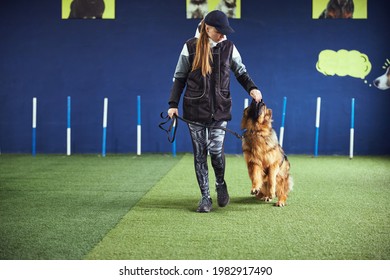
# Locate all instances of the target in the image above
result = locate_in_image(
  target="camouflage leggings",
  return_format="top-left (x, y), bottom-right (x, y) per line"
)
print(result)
top-left (188, 121), bottom-right (227, 198)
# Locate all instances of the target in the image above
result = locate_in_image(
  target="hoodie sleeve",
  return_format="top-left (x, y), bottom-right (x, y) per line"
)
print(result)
top-left (168, 44), bottom-right (191, 108)
top-left (231, 45), bottom-right (258, 93)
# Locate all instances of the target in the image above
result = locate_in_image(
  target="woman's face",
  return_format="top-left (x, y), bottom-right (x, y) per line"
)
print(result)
top-left (205, 25), bottom-right (224, 42)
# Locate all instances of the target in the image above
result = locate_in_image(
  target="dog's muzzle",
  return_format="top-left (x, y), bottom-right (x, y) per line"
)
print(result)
top-left (248, 99), bottom-right (265, 121)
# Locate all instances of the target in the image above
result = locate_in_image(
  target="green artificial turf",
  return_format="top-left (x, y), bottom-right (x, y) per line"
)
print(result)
top-left (1, 154), bottom-right (389, 260)
top-left (86, 154), bottom-right (390, 260)
top-left (0, 154), bottom-right (182, 259)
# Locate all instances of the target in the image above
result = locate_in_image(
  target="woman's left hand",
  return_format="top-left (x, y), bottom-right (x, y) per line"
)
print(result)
top-left (250, 89), bottom-right (263, 103)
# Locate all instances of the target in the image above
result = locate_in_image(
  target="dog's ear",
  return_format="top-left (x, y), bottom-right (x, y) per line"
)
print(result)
top-left (243, 107), bottom-right (249, 118)
top-left (241, 106), bottom-right (252, 129)
top-left (267, 108), bottom-right (272, 118)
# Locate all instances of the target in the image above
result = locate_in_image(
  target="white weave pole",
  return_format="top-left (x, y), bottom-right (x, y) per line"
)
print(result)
top-left (67, 96), bottom-right (71, 156)
top-left (137, 95), bottom-right (141, 156)
top-left (314, 97), bottom-right (321, 157)
top-left (32, 97), bottom-right (37, 156)
top-left (279, 96), bottom-right (287, 147)
top-left (244, 98), bottom-right (249, 108)
top-left (102, 97), bottom-right (108, 157)
top-left (349, 98), bottom-right (355, 159)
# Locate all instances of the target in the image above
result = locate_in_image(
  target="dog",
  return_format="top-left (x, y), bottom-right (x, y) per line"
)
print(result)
top-left (68, 0), bottom-right (105, 19)
top-left (187, 0), bottom-right (208, 19)
top-left (241, 100), bottom-right (293, 207)
top-left (319, 0), bottom-right (354, 19)
top-left (373, 67), bottom-right (390, 90)
top-left (216, 0), bottom-right (237, 18)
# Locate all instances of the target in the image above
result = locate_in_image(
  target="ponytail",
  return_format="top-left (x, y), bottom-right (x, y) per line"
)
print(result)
top-left (192, 22), bottom-right (213, 77)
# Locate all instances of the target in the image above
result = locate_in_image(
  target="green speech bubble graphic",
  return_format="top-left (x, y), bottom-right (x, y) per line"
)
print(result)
top-left (316, 49), bottom-right (372, 79)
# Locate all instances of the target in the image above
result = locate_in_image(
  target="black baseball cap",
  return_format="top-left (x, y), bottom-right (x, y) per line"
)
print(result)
top-left (204, 10), bottom-right (234, 35)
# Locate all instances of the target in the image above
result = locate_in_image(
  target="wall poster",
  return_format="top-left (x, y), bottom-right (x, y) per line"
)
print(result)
top-left (312, 0), bottom-right (367, 19)
top-left (62, 0), bottom-right (115, 19)
top-left (186, 0), bottom-right (241, 19)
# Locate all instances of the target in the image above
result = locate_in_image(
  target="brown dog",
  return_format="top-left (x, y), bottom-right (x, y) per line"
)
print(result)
top-left (241, 100), bottom-right (293, 207)
top-left (319, 0), bottom-right (354, 19)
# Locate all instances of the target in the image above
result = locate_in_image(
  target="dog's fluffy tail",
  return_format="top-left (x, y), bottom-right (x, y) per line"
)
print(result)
top-left (288, 176), bottom-right (294, 191)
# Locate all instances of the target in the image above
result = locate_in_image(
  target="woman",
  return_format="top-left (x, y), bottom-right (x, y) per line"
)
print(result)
top-left (168, 10), bottom-right (263, 213)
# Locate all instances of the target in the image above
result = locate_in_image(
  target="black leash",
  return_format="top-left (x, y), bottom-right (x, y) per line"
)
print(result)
top-left (158, 112), bottom-right (244, 143)
top-left (158, 112), bottom-right (178, 143)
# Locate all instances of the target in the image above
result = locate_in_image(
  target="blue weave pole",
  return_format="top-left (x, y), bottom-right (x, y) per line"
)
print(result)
top-left (349, 98), bottom-right (355, 159)
top-left (172, 118), bottom-right (176, 157)
top-left (102, 98), bottom-right (108, 157)
top-left (67, 96), bottom-right (71, 156)
top-left (279, 96), bottom-right (287, 147)
top-left (32, 97), bottom-right (37, 156)
top-left (137, 95), bottom-right (141, 156)
top-left (314, 97), bottom-right (321, 157)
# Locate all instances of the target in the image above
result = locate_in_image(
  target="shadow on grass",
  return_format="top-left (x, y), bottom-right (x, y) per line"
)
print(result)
top-left (135, 195), bottom-right (275, 213)
top-left (136, 197), bottom-right (197, 212)
top-left (232, 196), bottom-right (261, 204)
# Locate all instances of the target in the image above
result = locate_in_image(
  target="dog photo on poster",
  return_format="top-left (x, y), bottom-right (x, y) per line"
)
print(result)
top-left (312, 0), bottom-right (367, 19)
top-left (373, 59), bottom-right (390, 90)
top-left (62, 0), bottom-right (115, 19)
top-left (186, 0), bottom-right (241, 19)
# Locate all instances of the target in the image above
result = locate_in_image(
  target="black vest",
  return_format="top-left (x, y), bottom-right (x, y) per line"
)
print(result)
top-left (183, 38), bottom-right (234, 122)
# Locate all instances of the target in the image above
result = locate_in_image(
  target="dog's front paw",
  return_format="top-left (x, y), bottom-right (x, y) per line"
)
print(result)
top-left (275, 200), bottom-right (286, 207)
top-left (264, 192), bottom-right (275, 201)
top-left (258, 195), bottom-right (272, 202)
top-left (255, 191), bottom-right (271, 202)
top-left (250, 188), bottom-right (259, 195)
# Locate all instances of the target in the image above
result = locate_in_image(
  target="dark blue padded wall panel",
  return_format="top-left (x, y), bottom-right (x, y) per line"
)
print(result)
top-left (0, 0), bottom-right (389, 154)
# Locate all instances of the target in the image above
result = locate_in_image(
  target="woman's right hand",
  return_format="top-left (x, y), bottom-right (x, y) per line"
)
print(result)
top-left (250, 89), bottom-right (263, 103)
top-left (168, 108), bottom-right (178, 119)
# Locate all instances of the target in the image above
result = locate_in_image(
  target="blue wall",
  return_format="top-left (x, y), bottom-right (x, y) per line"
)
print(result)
top-left (0, 0), bottom-right (389, 155)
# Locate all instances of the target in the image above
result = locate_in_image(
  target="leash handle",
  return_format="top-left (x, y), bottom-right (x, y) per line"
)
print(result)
top-left (158, 112), bottom-right (178, 143)
top-left (159, 112), bottom-right (243, 142)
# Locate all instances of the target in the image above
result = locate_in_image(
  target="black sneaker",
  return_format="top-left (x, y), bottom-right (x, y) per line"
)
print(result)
top-left (216, 181), bottom-right (230, 207)
top-left (197, 196), bottom-right (212, 213)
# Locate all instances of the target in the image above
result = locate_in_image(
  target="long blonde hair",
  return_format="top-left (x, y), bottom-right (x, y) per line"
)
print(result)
top-left (192, 21), bottom-right (213, 77)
